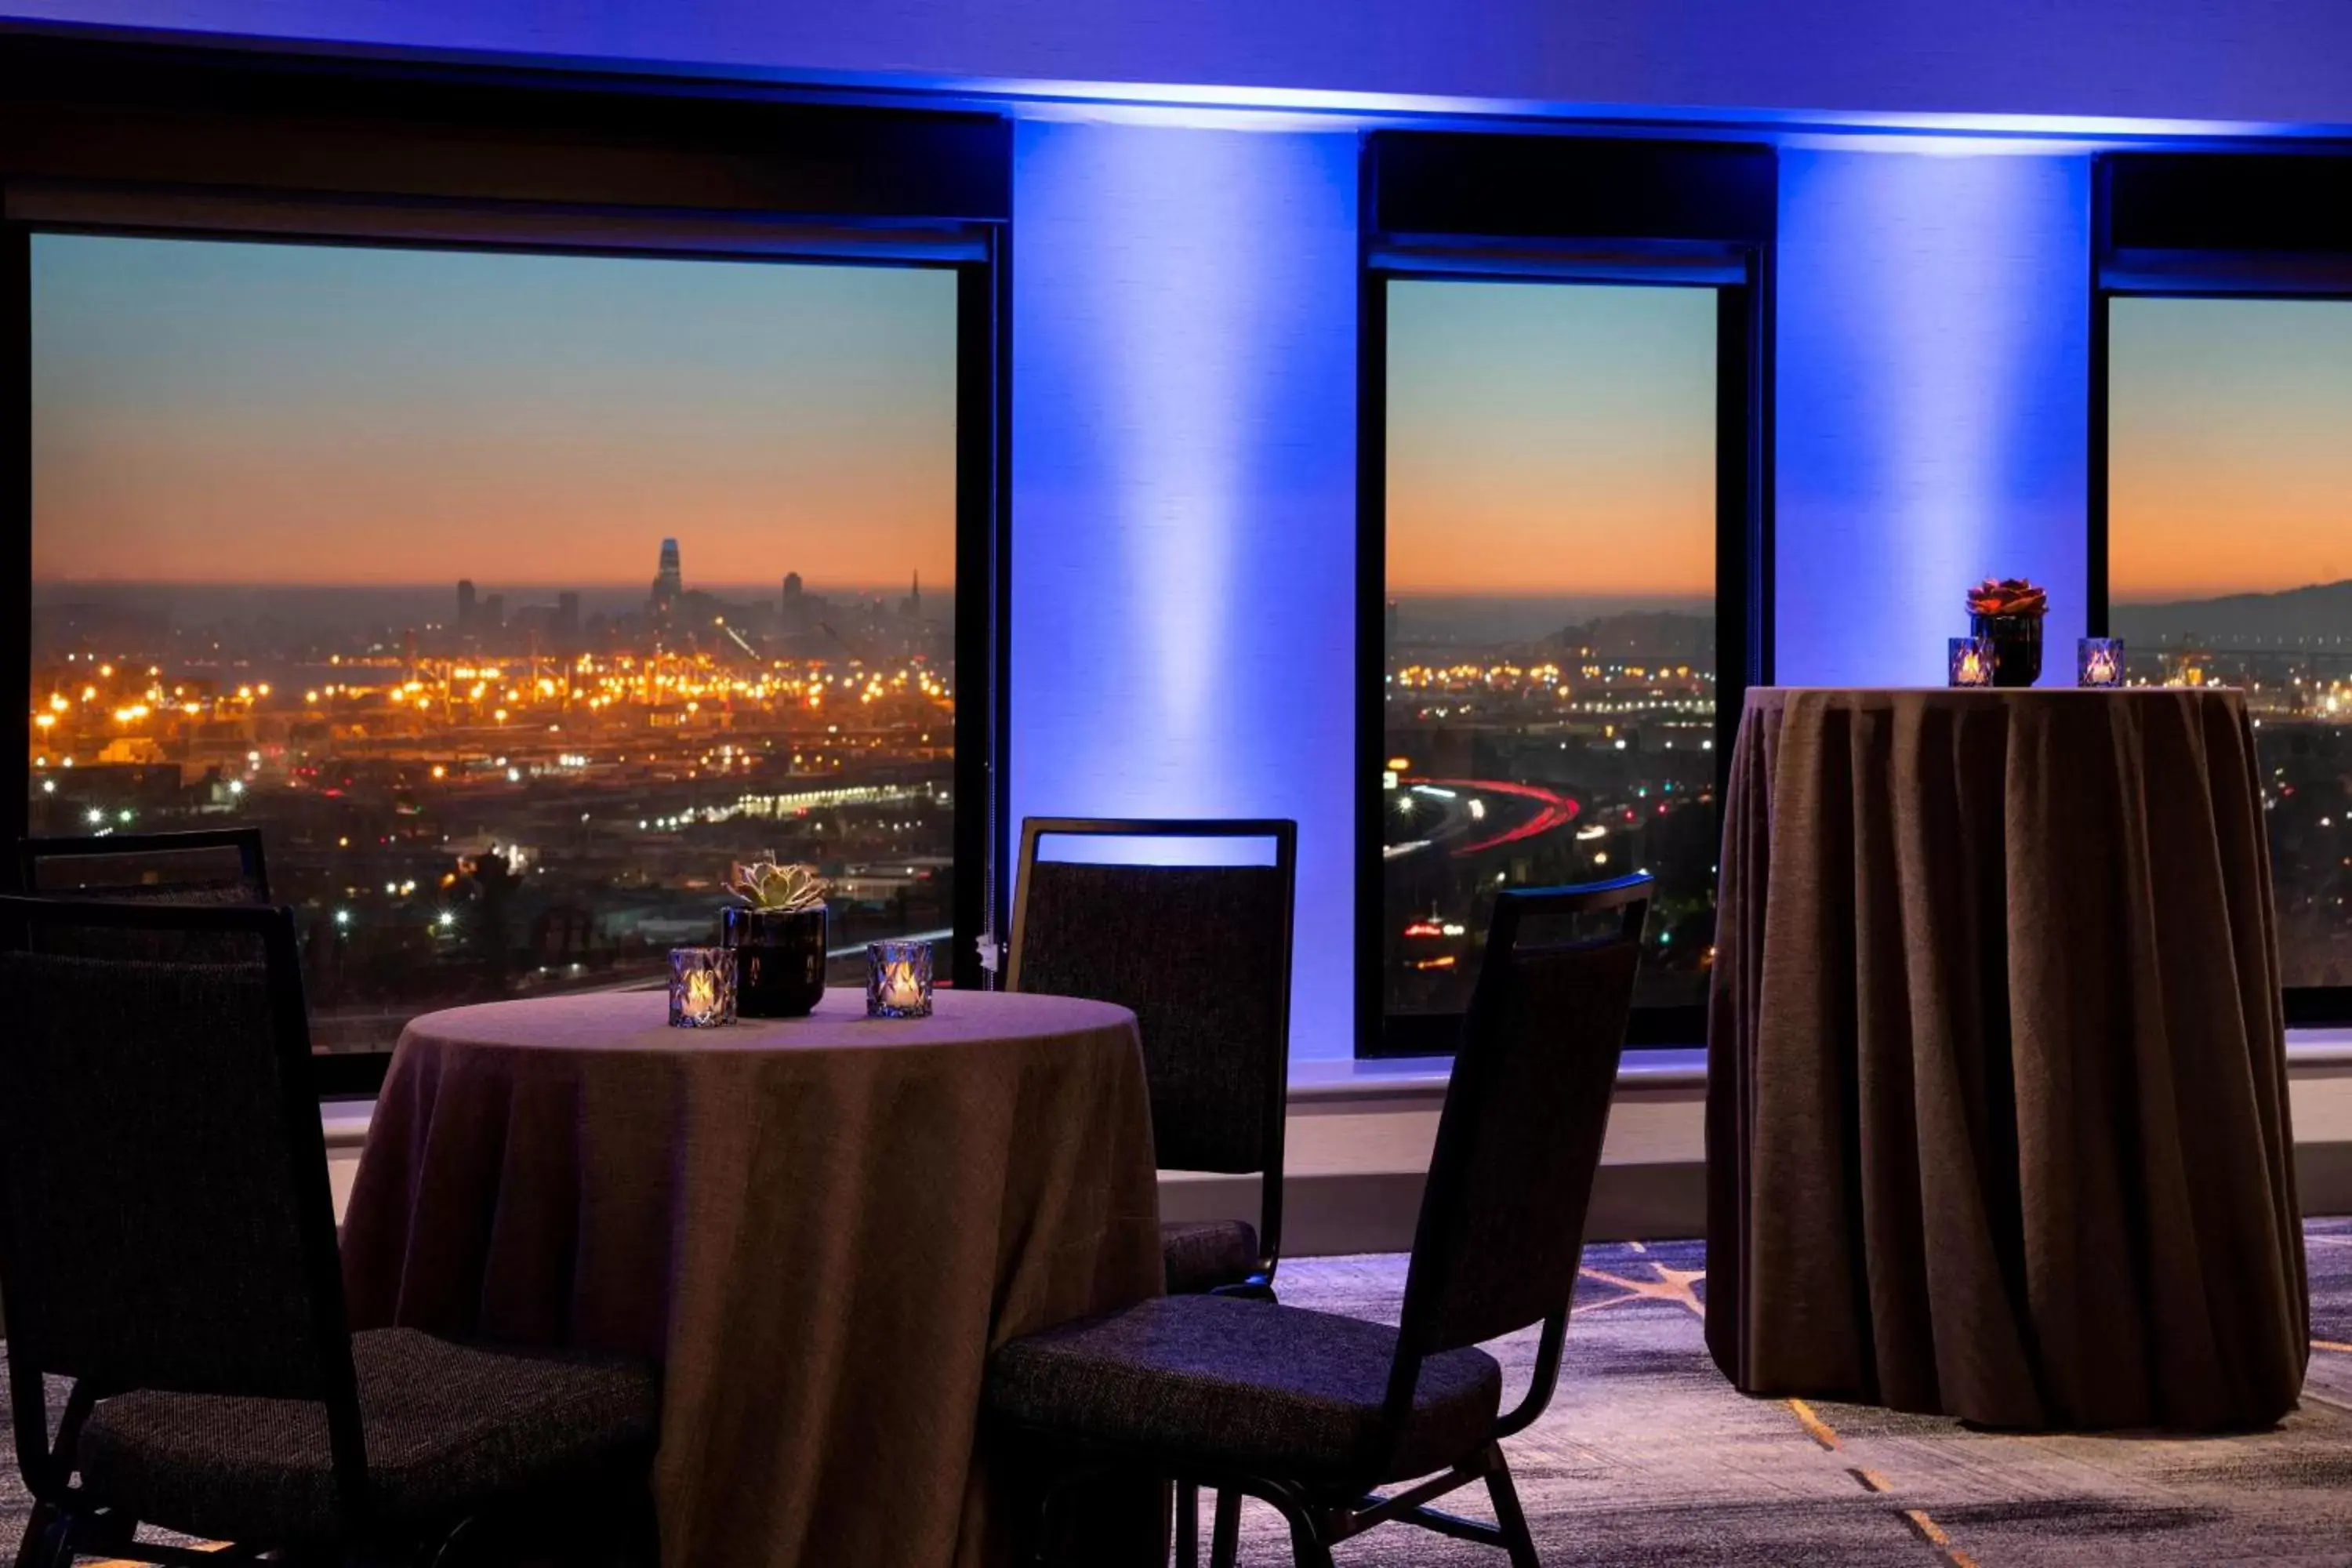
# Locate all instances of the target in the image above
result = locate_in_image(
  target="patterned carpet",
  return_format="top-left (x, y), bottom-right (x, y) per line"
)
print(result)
top-left (13, 1224), bottom-right (2352, 1565)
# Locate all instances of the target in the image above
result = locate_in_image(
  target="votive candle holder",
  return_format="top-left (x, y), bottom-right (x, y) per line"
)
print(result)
top-left (1948, 637), bottom-right (1995, 688)
top-left (669, 946), bottom-right (736, 1028)
top-left (2078, 637), bottom-right (2125, 688)
top-left (866, 939), bottom-right (934, 1018)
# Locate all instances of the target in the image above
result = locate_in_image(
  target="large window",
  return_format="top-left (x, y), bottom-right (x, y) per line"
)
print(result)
top-left (27, 234), bottom-right (967, 1059)
top-left (2107, 295), bottom-right (2352, 994)
top-left (1381, 280), bottom-right (1722, 1031)
top-left (1356, 132), bottom-right (1771, 1056)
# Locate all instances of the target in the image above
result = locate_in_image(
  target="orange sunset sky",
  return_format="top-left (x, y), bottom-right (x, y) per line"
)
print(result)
top-left (2108, 296), bottom-right (2352, 602)
top-left (31, 235), bottom-right (958, 590)
top-left (1386, 279), bottom-right (1715, 599)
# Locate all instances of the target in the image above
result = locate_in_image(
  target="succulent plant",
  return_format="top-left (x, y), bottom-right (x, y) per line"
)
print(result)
top-left (726, 855), bottom-right (830, 912)
top-left (1966, 578), bottom-right (2049, 619)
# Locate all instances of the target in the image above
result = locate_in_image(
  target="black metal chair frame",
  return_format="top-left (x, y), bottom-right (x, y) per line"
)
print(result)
top-left (1012, 873), bottom-right (1652, 1568)
top-left (0, 895), bottom-right (642, 1568)
top-left (1007, 816), bottom-right (1298, 1296)
top-left (19, 827), bottom-right (271, 902)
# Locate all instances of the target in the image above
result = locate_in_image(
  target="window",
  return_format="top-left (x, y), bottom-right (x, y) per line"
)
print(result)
top-left (2106, 296), bottom-right (2352, 994)
top-left (1358, 132), bottom-right (1772, 1055)
top-left (3, 37), bottom-right (1013, 1091)
top-left (1381, 281), bottom-right (1721, 1024)
top-left (2094, 151), bottom-right (2352, 1023)
top-left (27, 234), bottom-right (967, 1058)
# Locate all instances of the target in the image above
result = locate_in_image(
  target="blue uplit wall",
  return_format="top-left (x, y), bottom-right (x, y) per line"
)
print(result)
top-left (1008, 122), bottom-right (1359, 1058)
top-left (1775, 149), bottom-right (2092, 684)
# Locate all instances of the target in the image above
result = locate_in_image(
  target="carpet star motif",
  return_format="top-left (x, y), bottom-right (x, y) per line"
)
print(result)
top-left (1579, 1261), bottom-right (1706, 1318)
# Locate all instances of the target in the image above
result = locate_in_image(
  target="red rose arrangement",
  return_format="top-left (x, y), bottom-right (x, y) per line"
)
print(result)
top-left (1965, 578), bottom-right (2048, 619)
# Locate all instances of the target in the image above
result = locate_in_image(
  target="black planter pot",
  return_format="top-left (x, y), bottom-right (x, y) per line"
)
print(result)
top-left (1970, 612), bottom-right (2044, 688)
top-left (720, 904), bottom-right (827, 1018)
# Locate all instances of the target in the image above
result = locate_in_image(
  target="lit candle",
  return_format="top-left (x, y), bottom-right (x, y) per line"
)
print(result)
top-left (669, 946), bottom-right (736, 1028)
top-left (866, 939), bottom-right (935, 1018)
top-left (2078, 637), bottom-right (2125, 688)
top-left (1948, 637), bottom-right (1994, 688)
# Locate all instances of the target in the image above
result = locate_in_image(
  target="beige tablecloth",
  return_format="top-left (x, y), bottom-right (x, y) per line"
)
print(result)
top-left (1705, 688), bottom-right (2307, 1430)
top-left (341, 986), bottom-right (1164, 1566)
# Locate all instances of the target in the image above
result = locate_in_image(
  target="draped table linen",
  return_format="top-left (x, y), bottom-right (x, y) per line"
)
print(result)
top-left (340, 986), bottom-right (1164, 1566)
top-left (1704, 687), bottom-right (2307, 1430)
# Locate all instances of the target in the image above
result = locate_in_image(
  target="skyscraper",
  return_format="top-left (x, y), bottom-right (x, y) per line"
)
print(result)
top-left (457, 579), bottom-right (477, 637)
top-left (556, 591), bottom-right (581, 643)
top-left (482, 593), bottom-right (505, 633)
top-left (781, 572), bottom-right (808, 637)
top-left (650, 538), bottom-right (684, 625)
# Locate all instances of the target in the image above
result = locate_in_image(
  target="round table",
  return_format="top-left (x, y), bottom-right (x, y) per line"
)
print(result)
top-left (1705, 687), bottom-right (2307, 1430)
top-left (340, 985), bottom-right (1165, 1568)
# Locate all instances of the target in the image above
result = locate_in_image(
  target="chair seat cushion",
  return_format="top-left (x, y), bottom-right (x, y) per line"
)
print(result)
top-left (985, 1294), bottom-right (1501, 1486)
top-left (1160, 1218), bottom-right (1261, 1295)
top-left (78, 1328), bottom-right (657, 1543)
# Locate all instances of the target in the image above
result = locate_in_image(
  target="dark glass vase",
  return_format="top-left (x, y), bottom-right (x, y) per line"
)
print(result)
top-left (1970, 612), bottom-right (2044, 688)
top-left (720, 904), bottom-right (827, 1018)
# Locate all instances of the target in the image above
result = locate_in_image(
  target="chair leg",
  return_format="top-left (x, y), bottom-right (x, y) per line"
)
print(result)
top-left (421, 1512), bottom-right (494, 1568)
top-left (13, 1504), bottom-right (65, 1568)
top-left (1177, 1480), bottom-right (1200, 1568)
top-left (1210, 1488), bottom-right (1241, 1568)
top-left (1484, 1443), bottom-right (1541, 1568)
top-left (1254, 1486), bottom-right (1334, 1568)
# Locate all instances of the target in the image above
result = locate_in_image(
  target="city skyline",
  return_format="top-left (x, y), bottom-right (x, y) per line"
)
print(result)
top-left (31, 235), bottom-right (959, 587)
top-left (2111, 296), bottom-right (2352, 601)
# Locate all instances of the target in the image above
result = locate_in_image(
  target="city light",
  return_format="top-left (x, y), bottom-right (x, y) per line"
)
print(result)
top-left (29, 534), bottom-right (957, 1044)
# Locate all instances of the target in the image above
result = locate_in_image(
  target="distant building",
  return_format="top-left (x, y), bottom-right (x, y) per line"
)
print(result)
top-left (457, 579), bottom-right (477, 637)
top-left (511, 604), bottom-right (558, 647)
top-left (556, 591), bottom-right (581, 641)
top-left (482, 593), bottom-right (505, 633)
top-left (780, 570), bottom-right (833, 640)
top-left (900, 572), bottom-right (923, 621)
top-left (650, 538), bottom-right (684, 622)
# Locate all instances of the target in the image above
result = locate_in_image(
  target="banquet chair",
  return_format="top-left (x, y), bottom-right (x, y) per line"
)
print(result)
top-left (986, 874), bottom-right (1651, 1568)
top-left (0, 895), bottom-right (659, 1568)
top-left (20, 826), bottom-right (271, 904)
top-left (1007, 818), bottom-right (1297, 1301)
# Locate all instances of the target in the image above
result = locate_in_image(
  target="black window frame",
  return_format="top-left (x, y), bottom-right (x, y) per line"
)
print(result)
top-left (0, 31), bottom-right (1015, 1094)
top-left (1356, 132), bottom-right (1775, 1057)
top-left (2089, 150), bottom-right (2352, 1029)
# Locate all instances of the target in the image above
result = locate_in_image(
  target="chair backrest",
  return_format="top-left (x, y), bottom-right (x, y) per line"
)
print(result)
top-left (1390, 875), bottom-right (1649, 1389)
top-left (20, 827), bottom-right (271, 904)
top-left (1007, 818), bottom-right (1296, 1185)
top-left (0, 896), bottom-right (364, 1511)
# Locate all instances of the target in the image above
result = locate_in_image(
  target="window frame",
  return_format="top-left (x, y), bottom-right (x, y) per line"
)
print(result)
top-left (1356, 132), bottom-right (1775, 1057)
top-left (2089, 150), bottom-right (2352, 1029)
top-left (1, 34), bottom-right (1014, 1094)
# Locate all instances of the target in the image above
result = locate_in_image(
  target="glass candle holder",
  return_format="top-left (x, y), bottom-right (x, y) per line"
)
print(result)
top-left (866, 939), bottom-right (934, 1018)
top-left (668, 946), bottom-right (736, 1028)
top-left (2078, 637), bottom-right (2125, 688)
top-left (1948, 637), bottom-right (1995, 688)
